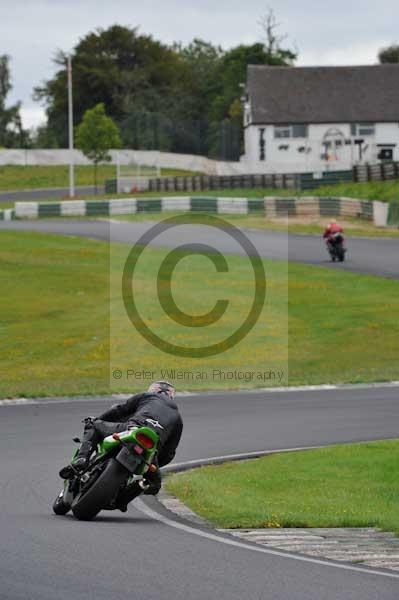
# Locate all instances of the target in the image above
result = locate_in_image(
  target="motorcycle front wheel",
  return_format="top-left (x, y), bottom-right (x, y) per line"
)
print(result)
top-left (53, 490), bottom-right (71, 515)
top-left (72, 459), bottom-right (127, 521)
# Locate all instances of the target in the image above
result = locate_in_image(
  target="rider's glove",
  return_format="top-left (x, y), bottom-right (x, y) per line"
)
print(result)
top-left (82, 416), bottom-right (97, 426)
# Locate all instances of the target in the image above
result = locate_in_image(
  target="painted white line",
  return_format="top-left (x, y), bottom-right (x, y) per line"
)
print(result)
top-left (229, 381), bottom-right (399, 394)
top-left (0, 398), bottom-right (38, 406)
top-left (135, 498), bottom-right (399, 579)
top-left (0, 394), bottom-right (131, 407)
top-left (240, 384), bottom-right (338, 393)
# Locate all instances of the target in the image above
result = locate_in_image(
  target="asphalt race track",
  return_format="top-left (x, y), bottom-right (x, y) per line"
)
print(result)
top-left (0, 187), bottom-right (96, 203)
top-left (1, 387), bottom-right (399, 600)
top-left (1, 218), bottom-right (399, 278)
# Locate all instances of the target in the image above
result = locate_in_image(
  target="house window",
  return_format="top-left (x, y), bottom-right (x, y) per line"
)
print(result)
top-left (259, 128), bottom-right (266, 161)
top-left (292, 124), bottom-right (308, 138)
top-left (274, 125), bottom-right (291, 138)
top-left (351, 123), bottom-right (375, 136)
top-left (274, 124), bottom-right (308, 138)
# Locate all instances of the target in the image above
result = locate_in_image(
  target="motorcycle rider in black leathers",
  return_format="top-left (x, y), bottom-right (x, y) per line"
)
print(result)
top-left (59, 381), bottom-right (182, 510)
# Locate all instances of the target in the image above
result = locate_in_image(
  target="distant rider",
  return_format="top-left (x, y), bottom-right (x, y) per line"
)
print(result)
top-left (59, 381), bottom-right (183, 508)
top-left (323, 220), bottom-right (344, 249)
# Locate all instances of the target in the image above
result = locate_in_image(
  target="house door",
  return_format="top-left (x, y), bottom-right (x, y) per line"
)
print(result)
top-left (321, 127), bottom-right (345, 165)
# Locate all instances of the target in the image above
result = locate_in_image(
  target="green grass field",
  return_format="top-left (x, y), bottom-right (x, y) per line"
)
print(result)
top-left (165, 440), bottom-right (399, 533)
top-left (0, 165), bottom-right (198, 191)
top-left (1, 230), bottom-right (399, 397)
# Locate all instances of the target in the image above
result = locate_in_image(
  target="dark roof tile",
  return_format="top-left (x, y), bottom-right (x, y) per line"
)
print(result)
top-left (247, 65), bottom-right (399, 124)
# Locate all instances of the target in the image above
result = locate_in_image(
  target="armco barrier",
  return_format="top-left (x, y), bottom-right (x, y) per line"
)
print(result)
top-left (13, 196), bottom-right (388, 225)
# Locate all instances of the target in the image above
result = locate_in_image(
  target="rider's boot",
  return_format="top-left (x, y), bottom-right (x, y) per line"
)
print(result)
top-left (59, 442), bottom-right (94, 479)
top-left (72, 441), bottom-right (94, 469)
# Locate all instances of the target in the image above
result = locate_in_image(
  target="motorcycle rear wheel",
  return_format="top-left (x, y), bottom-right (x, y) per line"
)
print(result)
top-left (72, 459), bottom-right (127, 521)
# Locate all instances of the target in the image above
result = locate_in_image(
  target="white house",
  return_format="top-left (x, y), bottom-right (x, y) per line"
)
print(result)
top-left (241, 64), bottom-right (399, 174)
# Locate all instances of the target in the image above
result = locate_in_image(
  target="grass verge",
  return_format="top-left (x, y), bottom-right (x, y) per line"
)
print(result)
top-left (1, 230), bottom-right (398, 397)
top-left (109, 212), bottom-right (399, 238)
top-left (165, 440), bottom-right (399, 533)
top-left (310, 179), bottom-right (399, 203)
top-left (0, 165), bottom-right (199, 191)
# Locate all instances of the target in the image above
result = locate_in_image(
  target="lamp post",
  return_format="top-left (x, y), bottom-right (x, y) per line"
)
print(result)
top-left (67, 55), bottom-right (75, 198)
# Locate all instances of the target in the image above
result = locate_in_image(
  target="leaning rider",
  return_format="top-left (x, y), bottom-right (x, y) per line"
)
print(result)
top-left (59, 381), bottom-right (183, 505)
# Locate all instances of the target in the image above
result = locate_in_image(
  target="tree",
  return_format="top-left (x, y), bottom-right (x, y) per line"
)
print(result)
top-left (30, 124), bottom-right (59, 149)
top-left (34, 25), bottom-right (190, 147)
top-left (33, 21), bottom-right (297, 159)
top-left (378, 44), bottom-right (399, 63)
top-left (206, 10), bottom-right (296, 157)
top-left (208, 9), bottom-right (296, 124)
top-left (208, 44), bottom-right (268, 123)
top-left (174, 39), bottom-right (224, 118)
top-left (75, 103), bottom-right (121, 192)
top-left (0, 55), bottom-right (28, 147)
top-left (258, 8), bottom-right (297, 65)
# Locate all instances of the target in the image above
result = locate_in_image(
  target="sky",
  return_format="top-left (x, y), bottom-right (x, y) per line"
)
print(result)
top-left (2, 0), bottom-right (399, 129)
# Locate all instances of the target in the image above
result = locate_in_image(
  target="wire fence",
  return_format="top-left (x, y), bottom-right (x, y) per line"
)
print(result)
top-left (106, 162), bottom-right (399, 194)
top-left (117, 112), bottom-right (242, 161)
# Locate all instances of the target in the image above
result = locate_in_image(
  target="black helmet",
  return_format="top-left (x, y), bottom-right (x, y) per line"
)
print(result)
top-left (148, 380), bottom-right (175, 400)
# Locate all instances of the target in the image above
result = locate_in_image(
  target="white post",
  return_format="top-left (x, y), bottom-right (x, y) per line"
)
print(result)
top-left (67, 56), bottom-right (75, 198)
top-left (373, 201), bottom-right (389, 227)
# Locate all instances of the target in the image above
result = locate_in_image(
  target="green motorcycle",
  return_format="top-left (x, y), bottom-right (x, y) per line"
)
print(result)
top-left (53, 426), bottom-right (159, 521)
